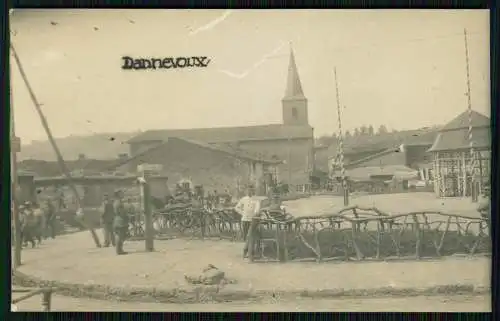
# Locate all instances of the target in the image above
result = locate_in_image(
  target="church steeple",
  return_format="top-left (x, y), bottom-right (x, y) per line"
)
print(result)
top-left (282, 45), bottom-right (309, 126)
top-left (283, 47), bottom-right (305, 99)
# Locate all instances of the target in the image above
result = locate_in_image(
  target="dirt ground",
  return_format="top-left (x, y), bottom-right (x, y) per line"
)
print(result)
top-left (12, 293), bottom-right (491, 312)
top-left (17, 230), bottom-right (490, 294)
top-left (285, 193), bottom-right (481, 217)
top-left (14, 193), bottom-right (489, 304)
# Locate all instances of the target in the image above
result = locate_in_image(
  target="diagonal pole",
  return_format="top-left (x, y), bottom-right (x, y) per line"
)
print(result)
top-left (10, 43), bottom-right (101, 248)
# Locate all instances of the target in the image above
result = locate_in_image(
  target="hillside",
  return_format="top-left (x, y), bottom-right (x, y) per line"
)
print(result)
top-left (18, 132), bottom-right (141, 161)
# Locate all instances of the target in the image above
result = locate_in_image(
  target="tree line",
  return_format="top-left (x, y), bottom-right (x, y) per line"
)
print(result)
top-left (316, 124), bottom-right (392, 146)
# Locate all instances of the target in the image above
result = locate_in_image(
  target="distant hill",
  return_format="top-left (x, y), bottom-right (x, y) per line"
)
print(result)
top-left (18, 132), bottom-right (141, 161)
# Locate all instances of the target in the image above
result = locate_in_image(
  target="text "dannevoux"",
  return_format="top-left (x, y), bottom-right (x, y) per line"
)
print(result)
top-left (121, 56), bottom-right (211, 70)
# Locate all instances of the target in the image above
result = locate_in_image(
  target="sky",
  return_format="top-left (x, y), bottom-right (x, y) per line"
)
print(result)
top-left (10, 9), bottom-right (490, 143)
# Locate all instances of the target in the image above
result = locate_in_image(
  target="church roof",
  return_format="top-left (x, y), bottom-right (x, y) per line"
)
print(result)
top-left (127, 124), bottom-right (313, 144)
top-left (283, 48), bottom-right (305, 100)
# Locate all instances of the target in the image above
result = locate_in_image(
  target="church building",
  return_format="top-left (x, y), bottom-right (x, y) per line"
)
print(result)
top-left (126, 48), bottom-right (315, 191)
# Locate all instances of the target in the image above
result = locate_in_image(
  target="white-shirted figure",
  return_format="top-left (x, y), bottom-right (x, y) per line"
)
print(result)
top-left (234, 186), bottom-right (263, 258)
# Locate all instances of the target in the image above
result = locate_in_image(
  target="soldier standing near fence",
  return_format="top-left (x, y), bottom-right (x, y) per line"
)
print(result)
top-left (112, 190), bottom-right (129, 255)
top-left (100, 194), bottom-right (116, 247)
top-left (43, 199), bottom-right (56, 240)
top-left (234, 185), bottom-right (262, 258)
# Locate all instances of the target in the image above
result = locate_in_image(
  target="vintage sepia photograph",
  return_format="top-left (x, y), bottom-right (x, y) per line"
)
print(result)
top-left (10, 9), bottom-right (490, 312)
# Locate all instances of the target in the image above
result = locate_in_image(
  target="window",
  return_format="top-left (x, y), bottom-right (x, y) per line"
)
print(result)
top-left (292, 107), bottom-right (298, 119)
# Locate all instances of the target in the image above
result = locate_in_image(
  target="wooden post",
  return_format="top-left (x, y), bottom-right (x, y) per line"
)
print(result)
top-left (41, 288), bottom-right (52, 312)
top-left (10, 69), bottom-right (22, 268)
top-left (413, 214), bottom-right (421, 260)
top-left (478, 152), bottom-right (484, 193)
top-left (333, 68), bottom-right (349, 206)
top-left (461, 152), bottom-right (467, 197)
top-left (140, 176), bottom-right (154, 252)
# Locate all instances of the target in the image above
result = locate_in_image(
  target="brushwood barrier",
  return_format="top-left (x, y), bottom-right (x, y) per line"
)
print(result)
top-left (128, 205), bottom-right (490, 263)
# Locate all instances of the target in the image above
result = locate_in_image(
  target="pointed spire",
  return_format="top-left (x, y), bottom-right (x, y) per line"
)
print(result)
top-left (283, 44), bottom-right (305, 99)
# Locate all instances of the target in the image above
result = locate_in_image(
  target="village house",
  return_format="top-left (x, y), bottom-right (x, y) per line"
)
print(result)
top-left (126, 48), bottom-right (315, 192)
top-left (114, 137), bottom-right (282, 197)
top-left (429, 110), bottom-right (490, 198)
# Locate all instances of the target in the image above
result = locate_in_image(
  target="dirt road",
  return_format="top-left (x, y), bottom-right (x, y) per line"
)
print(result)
top-left (12, 294), bottom-right (490, 312)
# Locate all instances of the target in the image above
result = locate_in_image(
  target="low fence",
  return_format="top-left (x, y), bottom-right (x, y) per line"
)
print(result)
top-left (248, 206), bottom-right (490, 262)
top-left (127, 205), bottom-right (490, 263)
top-left (11, 287), bottom-right (53, 311)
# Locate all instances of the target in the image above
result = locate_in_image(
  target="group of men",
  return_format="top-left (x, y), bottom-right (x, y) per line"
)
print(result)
top-left (16, 199), bottom-right (57, 248)
top-left (100, 190), bottom-right (131, 255)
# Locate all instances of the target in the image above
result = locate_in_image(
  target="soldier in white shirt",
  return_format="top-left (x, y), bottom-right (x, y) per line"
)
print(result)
top-left (234, 186), bottom-right (262, 258)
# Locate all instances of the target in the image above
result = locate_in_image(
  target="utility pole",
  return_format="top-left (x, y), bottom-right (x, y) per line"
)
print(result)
top-left (10, 42), bottom-right (101, 247)
top-left (9, 49), bottom-right (22, 268)
top-left (334, 68), bottom-right (349, 206)
top-left (464, 28), bottom-right (478, 202)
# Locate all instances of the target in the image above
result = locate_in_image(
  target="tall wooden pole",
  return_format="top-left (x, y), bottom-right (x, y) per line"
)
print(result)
top-left (9, 54), bottom-right (22, 268)
top-left (139, 176), bottom-right (154, 252)
top-left (464, 28), bottom-right (478, 202)
top-left (334, 68), bottom-right (349, 206)
top-left (10, 43), bottom-right (101, 247)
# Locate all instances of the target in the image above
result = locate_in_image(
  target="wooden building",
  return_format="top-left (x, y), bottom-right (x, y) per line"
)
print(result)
top-left (428, 110), bottom-right (490, 198)
top-left (127, 49), bottom-right (314, 191)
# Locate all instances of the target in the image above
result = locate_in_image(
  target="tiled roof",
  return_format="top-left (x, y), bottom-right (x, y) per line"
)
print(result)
top-left (113, 137), bottom-right (283, 171)
top-left (428, 110), bottom-right (490, 152)
top-left (326, 127), bottom-right (439, 159)
top-left (176, 138), bottom-right (283, 164)
top-left (441, 110), bottom-right (490, 131)
top-left (428, 127), bottom-right (490, 152)
top-left (18, 159), bottom-right (121, 177)
top-left (127, 124), bottom-right (313, 144)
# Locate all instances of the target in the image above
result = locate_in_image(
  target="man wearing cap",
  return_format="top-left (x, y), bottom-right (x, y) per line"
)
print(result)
top-left (100, 194), bottom-right (116, 247)
top-left (112, 190), bottom-right (129, 255)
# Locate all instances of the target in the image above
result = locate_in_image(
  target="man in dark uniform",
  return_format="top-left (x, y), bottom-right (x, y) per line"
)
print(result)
top-left (112, 190), bottom-right (129, 255)
top-left (43, 198), bottom-right (57, 239)
top-left (101, 194), bottom-right (116, 247)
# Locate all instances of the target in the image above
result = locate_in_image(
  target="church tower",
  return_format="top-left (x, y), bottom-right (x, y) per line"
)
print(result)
top-left (282, 47), bottom-right (309, 126)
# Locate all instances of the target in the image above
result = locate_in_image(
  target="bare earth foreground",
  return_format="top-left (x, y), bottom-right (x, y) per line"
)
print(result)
top-left (12, 294), bottom-right (490, 312)
top-left (13, 194), bottom-right (490, 311)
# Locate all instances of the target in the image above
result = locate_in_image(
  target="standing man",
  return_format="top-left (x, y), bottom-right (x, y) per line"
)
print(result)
top-left (112, 190), bottom-right (129, 255)
top-left (234, 186), bottom-right (261, 258)
top-left (101, 194), bottom-right (116, 247)
top-left (43, 198), bottom-right (57, 239)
